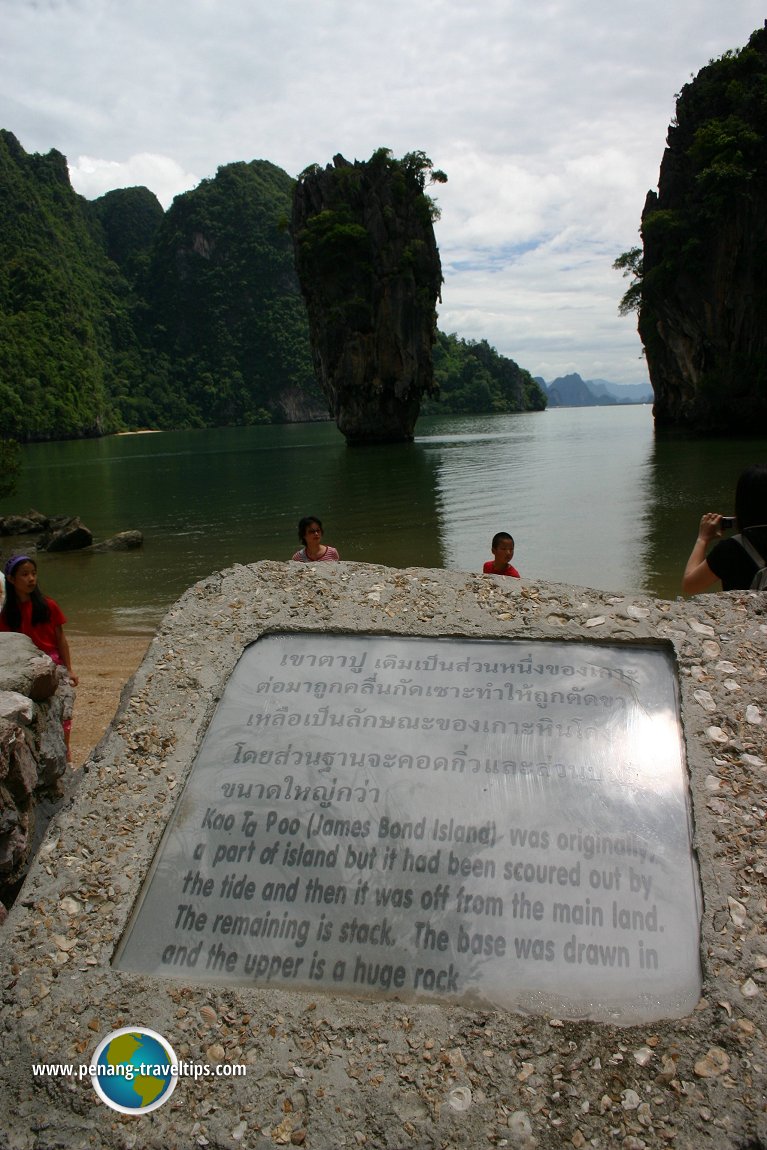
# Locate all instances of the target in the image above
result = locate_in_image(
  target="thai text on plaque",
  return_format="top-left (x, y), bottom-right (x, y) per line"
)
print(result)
top-left (115, 634), bottom-right (702, 1024)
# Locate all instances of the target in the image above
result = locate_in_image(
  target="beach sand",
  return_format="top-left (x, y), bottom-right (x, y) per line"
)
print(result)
top-left (68, 634), bottom-right (151, 767)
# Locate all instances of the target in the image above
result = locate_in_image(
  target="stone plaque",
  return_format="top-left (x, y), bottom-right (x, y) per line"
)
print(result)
top-left (115, 635), bottom-right (702, 1024)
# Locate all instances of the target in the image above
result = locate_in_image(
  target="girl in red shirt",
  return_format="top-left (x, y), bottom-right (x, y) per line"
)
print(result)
top-left (1, 555), bottom-right (78, 762)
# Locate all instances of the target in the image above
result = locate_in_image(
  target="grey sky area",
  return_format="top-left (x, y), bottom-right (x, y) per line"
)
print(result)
top-left (2, 1), bottom-right (765, 385)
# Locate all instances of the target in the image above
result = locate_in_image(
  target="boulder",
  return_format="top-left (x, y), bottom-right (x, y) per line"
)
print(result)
top-left (0, 691), bottom-right (35, 725)
top-left (0, 510), bottom-right (49, 536)
top-left (0, 634), bottom-right (58, 701)
top-left (0, 720), bottom-right (37, 888)
top-left (0, 641), bottom-right (67, 910)
top-left (40, 516), bottom-right (93, 552)
top-left (86, 529), bottom-right (143, 552)
top-left (0, 511), bottom-right (140, 555)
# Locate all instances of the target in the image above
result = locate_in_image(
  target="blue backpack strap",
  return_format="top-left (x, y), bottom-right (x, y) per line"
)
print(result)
top-left (732, 531), bottom-right (767, 589)
top-left (733, 532), bottom-right (764, 566)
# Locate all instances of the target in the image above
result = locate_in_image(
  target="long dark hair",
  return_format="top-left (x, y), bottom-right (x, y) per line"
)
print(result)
top-left (735, 464), bottom-right (767, 530)
top-left (2, 558), bottom-right (50, 629)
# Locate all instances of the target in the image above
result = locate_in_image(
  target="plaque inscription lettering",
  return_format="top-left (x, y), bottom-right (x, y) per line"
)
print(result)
top-left (115, 635), bottom-right (702, 1024)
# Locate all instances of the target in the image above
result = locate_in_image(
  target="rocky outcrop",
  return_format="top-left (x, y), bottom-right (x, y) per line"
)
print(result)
top-left (0, 512), bottom-right (142, 553)
top-left (84, 530), bottom-right (143, 552)
top-left (39, 516), bottom-right (93, 551)
top-left (0, 509), bottom-right (49, 536)
top-left (0, 634), bottom-right (58, 701)
top-left (291, 150), bottom-right (444, 443)
top-left (637, 25), bottom-right (767, 433)
top-left (0, 633), bottom-right (67, 917)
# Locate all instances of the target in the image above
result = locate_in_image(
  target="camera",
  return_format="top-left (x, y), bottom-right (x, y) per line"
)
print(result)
top-left (720, 516), bottom-right (736, 530)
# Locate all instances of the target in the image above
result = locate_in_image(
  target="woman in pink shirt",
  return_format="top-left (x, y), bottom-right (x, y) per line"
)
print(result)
top-left (291, 516), bottom-right (340, 563)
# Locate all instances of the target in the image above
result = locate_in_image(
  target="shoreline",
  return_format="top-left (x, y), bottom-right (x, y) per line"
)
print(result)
top-left (68, 634), bottom-right (151, 767)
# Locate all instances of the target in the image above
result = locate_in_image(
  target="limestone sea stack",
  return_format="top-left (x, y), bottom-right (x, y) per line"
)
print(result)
top-left (291, 150), bottom-right (444, 444)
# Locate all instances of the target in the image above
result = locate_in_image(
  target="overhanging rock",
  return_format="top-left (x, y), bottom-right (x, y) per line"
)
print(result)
top-left (0, 562), bottom-right (765, 1147)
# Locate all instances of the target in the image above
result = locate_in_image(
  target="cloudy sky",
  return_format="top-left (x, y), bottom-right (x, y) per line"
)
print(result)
top-left (2, 1), bottom-right (765, 386)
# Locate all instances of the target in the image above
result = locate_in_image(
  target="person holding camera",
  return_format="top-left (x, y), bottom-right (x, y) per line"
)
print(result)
top-left (682, 464), bottom-right (767, 593)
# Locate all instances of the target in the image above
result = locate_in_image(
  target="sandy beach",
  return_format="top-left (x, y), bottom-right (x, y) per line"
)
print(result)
top-left (67, 634), bottom-right (151, 766)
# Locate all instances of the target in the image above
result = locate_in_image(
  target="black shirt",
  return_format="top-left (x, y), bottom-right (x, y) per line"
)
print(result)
top-left (707, 526), bottom-right (767, 590)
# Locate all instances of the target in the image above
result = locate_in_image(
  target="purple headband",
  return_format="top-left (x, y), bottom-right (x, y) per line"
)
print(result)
top-left (3, 555), bottom-right (33, 581)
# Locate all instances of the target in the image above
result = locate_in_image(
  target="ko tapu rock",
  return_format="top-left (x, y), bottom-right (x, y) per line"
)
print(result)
top-left (291, 149), bottom-right (445, 444)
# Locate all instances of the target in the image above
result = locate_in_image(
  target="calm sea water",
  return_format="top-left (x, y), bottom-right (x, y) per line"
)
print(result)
top-left (2, 406), bottom-right (765, 635)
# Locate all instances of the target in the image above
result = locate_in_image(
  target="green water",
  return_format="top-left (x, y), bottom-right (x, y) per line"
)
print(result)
top-left (1, 407), bottom-right (765, 635)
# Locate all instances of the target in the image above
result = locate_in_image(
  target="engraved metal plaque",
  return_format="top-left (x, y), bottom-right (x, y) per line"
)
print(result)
top-left (115, 635), bottom-right (702, 1024)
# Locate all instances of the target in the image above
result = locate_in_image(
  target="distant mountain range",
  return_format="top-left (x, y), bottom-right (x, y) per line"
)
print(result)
top-left (535, 373), bottom-right (653, 407)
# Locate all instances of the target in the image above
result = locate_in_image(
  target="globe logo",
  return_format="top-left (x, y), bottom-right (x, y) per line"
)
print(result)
top-left (91, 1027), bottom-right (178, 1114)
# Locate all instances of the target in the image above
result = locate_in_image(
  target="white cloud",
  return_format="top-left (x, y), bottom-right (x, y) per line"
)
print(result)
top-left (2, 0), bottom-right (765, 384)
top-left (68, 153), bottom-right (199, 208)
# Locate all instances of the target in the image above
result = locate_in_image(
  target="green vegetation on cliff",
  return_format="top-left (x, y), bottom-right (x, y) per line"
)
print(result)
top-left (616, 25), bottom-right (767, 432)
top-left (1, 132), bottom-right (544, 441)
top-left (424, 331), bottom-right (547, 414)
top-left (291, 149), bottom-right (446, 443)
top-left (138, 160), bottom-right (323, 428)
top-left (0, 133), bottom-right (320, 439)
top-left (0, 130), bottom-right (125, 439)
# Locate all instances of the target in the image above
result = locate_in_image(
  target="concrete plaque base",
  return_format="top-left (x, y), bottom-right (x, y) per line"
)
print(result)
top-left (116, 633), bottom-right (701, 1024)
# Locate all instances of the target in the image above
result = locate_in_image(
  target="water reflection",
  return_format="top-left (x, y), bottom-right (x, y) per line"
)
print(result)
top-left (316, 441), bottom-right (444, 570)
top-left (2, 425), bottom-right (444, 632)
top-left (418, 407), bottom-right (656, 592)
top-left (2, 409), bottom-right (766, 634)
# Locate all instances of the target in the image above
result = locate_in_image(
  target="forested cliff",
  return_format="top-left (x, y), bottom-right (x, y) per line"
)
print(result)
top-left (0, 131), bottom-right (544, 442)
top-left (0, 131), bottom-right (324, 438)
top-left (0, 132), bottom-right (123, 439)
top-left (623, 24), bottom-right (767, 433)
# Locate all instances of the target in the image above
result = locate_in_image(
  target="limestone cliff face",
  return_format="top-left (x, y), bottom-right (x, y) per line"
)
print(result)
top-left (291, 151), bottom-right (444, 443)
top-left (637, 25), bottom-right (767, 433)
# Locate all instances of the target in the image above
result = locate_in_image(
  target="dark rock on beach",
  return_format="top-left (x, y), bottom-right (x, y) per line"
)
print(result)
top-left (85, 530), bottom-right (143, 552)
top-left (40, 516), bottom-right (93, 552)
top-left (0, 512), bottom-right (142, 555)
top-left (0, 510), bottom-right (49, 536)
